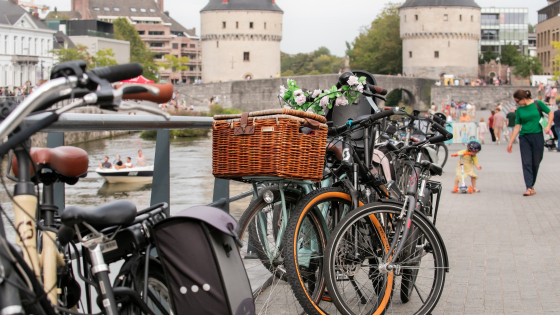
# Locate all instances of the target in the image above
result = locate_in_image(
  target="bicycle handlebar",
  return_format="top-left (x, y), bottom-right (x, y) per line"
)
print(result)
top-left (119, 83), bottom-right (174, 103)
top-left (366, 84), bottom-right (388, 96)
top-left (88, 63), bottom-right (144, 85)
top-left (327, 107), bottom-right (398, 136)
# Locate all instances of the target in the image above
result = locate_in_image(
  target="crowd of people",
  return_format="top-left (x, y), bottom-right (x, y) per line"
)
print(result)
top-left (431, 99), bottom-right (477, 122)
top-left (0, 84), bottom-right (35, 97)
top-left (98, 150), bottom-right (149, 169)
top-left (157, 92), bottom-right (195, 112)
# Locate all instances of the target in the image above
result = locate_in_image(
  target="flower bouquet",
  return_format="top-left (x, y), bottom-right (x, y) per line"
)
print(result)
top-left (278, 74), bottom-right (368, 115)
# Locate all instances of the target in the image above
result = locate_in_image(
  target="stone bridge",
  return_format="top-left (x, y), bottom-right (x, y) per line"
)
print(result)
top-left (175, 74), bottom-right (435, 112)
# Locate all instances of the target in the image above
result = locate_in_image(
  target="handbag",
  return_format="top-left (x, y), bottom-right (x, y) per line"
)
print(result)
top-left (536, 100), bottom-right (548, 130)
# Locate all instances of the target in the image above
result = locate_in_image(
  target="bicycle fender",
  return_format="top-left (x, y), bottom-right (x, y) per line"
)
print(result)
top-left (377, 199), bottom-right (450, 272)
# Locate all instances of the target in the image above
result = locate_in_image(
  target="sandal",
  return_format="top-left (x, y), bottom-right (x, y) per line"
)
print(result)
top-left (523, 189), bottom-right (533, 196)
top-left (531, 188), bottom-right (536, 195)
top-left (452, 186), bottom-right (458, 193)
top-left (473, 188), bottom-right (480, 193)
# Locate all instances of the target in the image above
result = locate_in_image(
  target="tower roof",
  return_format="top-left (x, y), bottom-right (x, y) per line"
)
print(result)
top-left (400, 0), bottom-right (480, 9)
top-left (201, 0), bottom-right (283, 13)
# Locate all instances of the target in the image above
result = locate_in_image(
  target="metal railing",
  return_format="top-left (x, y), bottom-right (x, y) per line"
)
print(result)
top-left (23, 113), bottom-right (243, 213)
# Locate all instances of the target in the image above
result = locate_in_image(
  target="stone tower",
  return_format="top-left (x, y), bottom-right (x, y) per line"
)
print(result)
top-left (200, 0), bottom-right (283, 83)
top-left (400, 0), bottom-right (480, 80)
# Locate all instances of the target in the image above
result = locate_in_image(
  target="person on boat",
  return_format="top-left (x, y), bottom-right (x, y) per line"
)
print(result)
top-left (113, 155), bottom-right (124, 169)
top-left (136, 150), bottom-right (148, 167)
top-left (99, 156), bottom-right (112, 169)
top-left (124, 157), bottom-right (134, 168)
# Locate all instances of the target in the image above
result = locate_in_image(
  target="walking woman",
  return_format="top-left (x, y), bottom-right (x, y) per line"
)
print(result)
top-left (507, 89), bottom-right (554, 196)
top-left (488, 111), bottom-right (496, 142)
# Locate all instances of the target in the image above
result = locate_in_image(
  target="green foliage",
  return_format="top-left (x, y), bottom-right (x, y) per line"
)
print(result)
top-left (281, 47), bottom-right (344, 76)
top-left (346, 3), bottom-right (402, 74)
top-left (92, 48), bottom-right (118, 67)
top-left (157, 55), bottom-right (189, 83)
top-left (514, 55), bottom-right (543, 78)
top-left (479, 50), bottom-right (498, 64)
top-left (528, 24), bottom-right (534, 33)
top-left (500, 43), bottom-right (521, 66)
top-left (385, 89), bottom-right (402, 106)
top-left (113, 18), bottom-right (158, 82)
top-left (208, 104), bottom-right (243, 116)
top-left (52, 44), bottom-right (90, 65)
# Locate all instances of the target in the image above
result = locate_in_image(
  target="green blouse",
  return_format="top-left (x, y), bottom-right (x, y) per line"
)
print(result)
top-left (515, 100), bottom-right (550, 135)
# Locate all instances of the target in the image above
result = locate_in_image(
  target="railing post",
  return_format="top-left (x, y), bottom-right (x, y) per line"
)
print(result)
top-left (150, 130), bottom-right (170, 214)
top-left (212, 178), bottom-right (230, 213)
top-left (47, 133), bottom-right (65, 211)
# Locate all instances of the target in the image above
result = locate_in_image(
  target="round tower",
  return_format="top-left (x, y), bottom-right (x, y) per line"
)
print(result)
top-left (400, 0), bottom-right (480, 80)
top-left (200, 0), bottom-right (283, 83)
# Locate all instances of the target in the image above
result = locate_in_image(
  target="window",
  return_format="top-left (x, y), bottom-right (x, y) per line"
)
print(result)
top-left (243, 52), bottom-right (250, 61)
top-left (149, 42), bottom-right (164, 47)
top-left (409, 51), bottom-right (412, 58)
top-left (4, 36), bottom-right (7, 54)
top-left (443, 14), bottom-right (448, 21)
top-left (264, 22), bottom-right (267, 29)
top-left (154, 54), bottom-right (163, 59)
top-left (40, 39), bottom-right (43, 56)
top-left (190, 44), bottom-right (195, 48)
top-left (222, 21), bottom-right (226, 29)
top-left (172, 43), bottom-right (178, 49)
top-left (236, 21), bottom-right (239, 29)
top-left (93, 6), bottom-right (100, 10)
top-left (114, 7), bottom-right (120, 11)
top-left (130, 7), bottom-right (137, 12)
top-left (140, 8), bottom-right (146, 12)
top-left (217, 41), bottom-right (219, 48)
top-left (138, 30), bottom-right (145, 35)
top-left (415, 15), bottom-right (418, 21)
top-left (150, 9), bottom-right (156, 12)
top-left (471, 15), bottom-right (473, 22)
top-left (13, 36), bottom-right (16, 54)
top-left (460, 15), bottom-right (462, 21)
top-left (103, 7), bottom-right (110, 11)
top-left (148, 31), bottom-right (164, 35)
top-left (249, 22), bottom-right (253, 29)
top-left (434, 51), bottom-right (439, 58)
top-left (21, 37), bottom-right (24, 55)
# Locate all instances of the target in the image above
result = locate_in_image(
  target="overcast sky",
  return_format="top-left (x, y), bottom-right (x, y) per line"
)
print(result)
top-left (46, 0), bottom-right (545, 56)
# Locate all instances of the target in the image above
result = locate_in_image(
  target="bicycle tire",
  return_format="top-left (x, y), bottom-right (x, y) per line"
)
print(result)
top-left (435, 143), bottom-right (448, 167)
top-left (284, 187), bottom-right (362, 315)
top-left (324, 203), bottom-right (446, 315)
top-left (399, 226), bottom-right (422, 303)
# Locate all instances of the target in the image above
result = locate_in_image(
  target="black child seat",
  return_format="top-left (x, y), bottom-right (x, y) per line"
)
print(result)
top-left (152, 206), bottom-right (254, 315)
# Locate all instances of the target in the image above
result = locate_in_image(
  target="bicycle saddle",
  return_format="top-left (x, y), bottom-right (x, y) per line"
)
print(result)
top-left (61, 200), bottom-right (137, 230)
top-left (12, 146), bottom-right (89, 184)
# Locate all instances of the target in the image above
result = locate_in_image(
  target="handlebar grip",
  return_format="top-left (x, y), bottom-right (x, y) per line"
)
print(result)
top-left (368, 107), bottom-right (397, 122)
top-left (87, 63), bottom-right (144, 83)
top-left (451, 154), bottom-right (458, 157)
top-left (431, 121), bottom-right (453, 140)
top-left (119, 83), bottom-right (174, 103)
top-left (57, 225), bottom-right (76, 247)
top-left (428, 134), bottom-right (448, 144)
top-left (327, 124), bottom-right (348, 137)
top-left (366, 84), bottom-right (388, 96)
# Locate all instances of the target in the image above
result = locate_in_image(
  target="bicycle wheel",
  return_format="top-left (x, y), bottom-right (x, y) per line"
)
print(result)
top-left (434, 143), bottom-right (448, 167)
top-left (324, 203), bottom-right (447, 315)
top-left (284, 187), bottom-right (362, 315)
top-left (237, 187), bottom-right (304, 314)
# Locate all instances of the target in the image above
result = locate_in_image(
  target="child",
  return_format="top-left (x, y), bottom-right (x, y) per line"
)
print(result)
top-left (478, 118), bottom-right (488, 144)
top-left (452, 140), bottom-right (482, 193)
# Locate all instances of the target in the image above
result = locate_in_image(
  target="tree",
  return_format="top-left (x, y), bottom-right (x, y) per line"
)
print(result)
top-left (157, 54), bottom-right (189, 84)
top-left (52, 44), bottom-right (90, 65)
top-left (500, 43), bottom-right (521, 66)
top-left (92, 48), bottom-right (118, 67)
top-left (514, 55), bottom-right (543, 78)
top-left (113, 18), bottom-right (158, 82)
top-left (480, 50), bottom-right (498, 64)
top-left (280, 48), bottom-right (344, 76)
top-left (528, 24), bottom-right (535, 33)
top-left (346, 3), bottom-right (402, 75)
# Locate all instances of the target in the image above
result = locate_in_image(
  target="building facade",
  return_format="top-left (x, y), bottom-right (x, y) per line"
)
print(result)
top-left (200, 0), bottom-right (283, 83)
top-left (400, 0), bottom-right (481, 81)
top-left (0, 1), bottom-right (55, 87)
top-left (59, 0), bottom-right (201, 83)
top-left (479, 7), bottom-right (529, 56)
top-left (537, 0), bottom-right (560, 75)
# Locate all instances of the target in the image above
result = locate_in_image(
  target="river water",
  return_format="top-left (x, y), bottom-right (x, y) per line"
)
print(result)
top-left (0, 133), bottom-right (251, 242)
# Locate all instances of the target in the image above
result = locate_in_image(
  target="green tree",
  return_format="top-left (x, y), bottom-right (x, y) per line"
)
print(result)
top-left (280, 47), bottom-right (344, 76)
top-left (157, 54), bottom-right (189, 84)
top-left (500, 43), bottom-right (521, 66)
top-left (52, 44), bottom-right (90, 65)
top-left (346, 3), bottom-right (402, 74)
top-left (514, 55), bottom-right (543, 78)
top-left (113, 18), bottom-right (158, 82)
top-left (91, 48), bottom-right (118, 67)
top-left (528, 24), bottom-right (535, 33)
top-left (480, 50), bottom-right (498, 64)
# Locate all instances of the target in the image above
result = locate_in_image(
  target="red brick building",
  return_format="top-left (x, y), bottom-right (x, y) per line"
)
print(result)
top-left (66, 0), bottom-right (201, 83)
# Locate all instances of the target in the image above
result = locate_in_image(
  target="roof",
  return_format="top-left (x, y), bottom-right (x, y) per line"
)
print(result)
top-left (400, 0), bottom-right (480, 9)
top-left (0, 1), bottom-right (52, 30)
top-left (53, 31), bottom-right (76, 49)
top-left (201, 0), bottom-right (283, 12)
top-left (45, 11), bottom-right (83, 20)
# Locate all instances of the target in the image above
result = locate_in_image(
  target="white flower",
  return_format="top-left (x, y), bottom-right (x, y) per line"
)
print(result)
top-left (312, 89), bottom-right (321, 98)
top-left (335, 96), bottom-right (349, 106)
top-left (279, 85), bottom-right (286, 98)
top-left (296, 95), bottom-right (306, 105)
top-left (306, 106), bottom-right (315, 113)
top-left (356, 83), bottom-right (364, 93)
top-left (293, 89), bottom-right (303, 97)
top-left (347, 75), bottom-right (359, 86)
top-left (320, 96), bottom-right (330, 107)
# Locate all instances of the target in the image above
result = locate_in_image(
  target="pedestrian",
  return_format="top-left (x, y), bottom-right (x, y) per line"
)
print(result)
top-left (488, 111), bottom-right (496, 142)
top-left (493, 108), bottom-right (505, 145)
top-left (537, 82), bottom-right (544, 100)
top-left (506, 107), bottom-right (517, 143)
top-left (459, 112), bottom-right (471, 122)
top-left (452, 141), bottom-right (482, 193)
top-left (507, 89), bottom-right (554, 196)
top-left (478, 118), bottom-right (488, 144)
top-left (553, 106), bottom-right (560, 152)
top-left (552, 86), bottom-right (558, 107)
top-left (545, 85), bottom-right (551, 104)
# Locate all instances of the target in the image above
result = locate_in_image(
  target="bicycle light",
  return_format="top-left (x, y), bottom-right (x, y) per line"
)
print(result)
top-left (263, 190), bottom-right (275, 204)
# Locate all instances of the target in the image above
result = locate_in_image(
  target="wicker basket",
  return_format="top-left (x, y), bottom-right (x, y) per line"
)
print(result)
top-left (212, 109), bottom-right (328, 182)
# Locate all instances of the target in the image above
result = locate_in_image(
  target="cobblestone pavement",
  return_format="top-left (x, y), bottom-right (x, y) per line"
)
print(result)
top-left (432, 140), bottom-right (560, 315)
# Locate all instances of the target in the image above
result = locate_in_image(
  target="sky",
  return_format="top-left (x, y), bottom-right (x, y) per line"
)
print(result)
top-left (44, 0), bottom-right (545, 57)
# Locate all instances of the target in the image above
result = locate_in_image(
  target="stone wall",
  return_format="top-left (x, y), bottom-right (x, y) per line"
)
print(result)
top-left (431, 86), bottom-right (538, 109)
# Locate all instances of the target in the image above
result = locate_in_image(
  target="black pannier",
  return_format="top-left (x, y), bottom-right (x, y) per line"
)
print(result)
top-left (152, 206), bottom-right (254, 315)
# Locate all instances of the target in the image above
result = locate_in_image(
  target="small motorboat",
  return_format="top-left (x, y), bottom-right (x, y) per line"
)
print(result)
top-left (95, 165), bottom-right (154, 184)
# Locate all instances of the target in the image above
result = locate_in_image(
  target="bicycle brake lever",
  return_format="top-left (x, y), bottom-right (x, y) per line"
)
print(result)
top-left (118, 101), bottom-right (171, 120)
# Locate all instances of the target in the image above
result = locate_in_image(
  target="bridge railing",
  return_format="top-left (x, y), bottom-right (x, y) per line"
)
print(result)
top-left (23, 113), bottom-right (242, 214)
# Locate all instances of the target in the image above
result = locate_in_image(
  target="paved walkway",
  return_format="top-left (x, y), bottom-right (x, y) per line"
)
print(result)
top-left (433, 139), bottom-right (560, 315)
